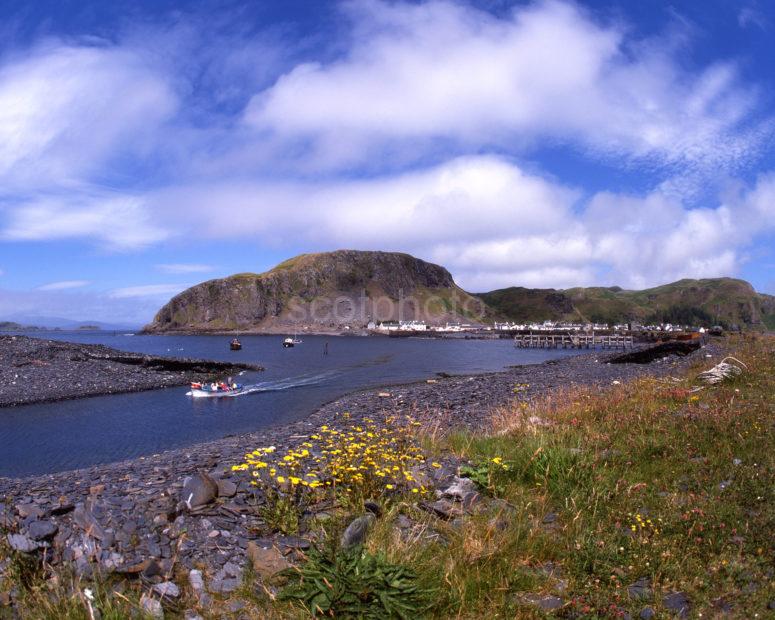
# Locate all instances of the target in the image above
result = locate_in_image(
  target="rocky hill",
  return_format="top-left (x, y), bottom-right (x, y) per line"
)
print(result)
top-left (479, 277), bottom-right (775, 329)
top-left (144, 250), bottom-right (489, 333)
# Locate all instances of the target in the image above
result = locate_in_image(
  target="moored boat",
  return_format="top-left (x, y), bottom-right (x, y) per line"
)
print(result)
top-left (230, 338), bottom-right (242, 350)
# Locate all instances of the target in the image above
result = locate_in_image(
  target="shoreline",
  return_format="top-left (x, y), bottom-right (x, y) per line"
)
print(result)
top-left (0, 335), bottom-right (263, 408)
top-left (0, 342), bottom-right (721, 597)
top-left (0, 341), bottom-right (717, 484)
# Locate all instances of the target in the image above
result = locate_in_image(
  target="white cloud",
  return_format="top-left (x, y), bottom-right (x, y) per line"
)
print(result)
top-left (2, 191), bottom-right (168, 249)
top-left (37, 280), bottom-right (91, 291)
top-left (109, 284), bottom-right (190, 299)
top-left (147, 155), bottom-right (775, 291)
top-left (0, 43), bottom-right (177, 187)
top-left (245, 0), bottom-right (769, 173)
top-left (156, 263), bottom-right (214, 274)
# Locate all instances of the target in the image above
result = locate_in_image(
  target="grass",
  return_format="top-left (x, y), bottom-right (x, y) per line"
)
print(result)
top-left (2, 335), bottom-right (773, 618)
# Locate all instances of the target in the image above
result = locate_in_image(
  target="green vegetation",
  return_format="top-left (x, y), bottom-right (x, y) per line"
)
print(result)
top-left (481, 277), bottom-right (775, 328)
top-left (278, 545), bottom-right (434, 619)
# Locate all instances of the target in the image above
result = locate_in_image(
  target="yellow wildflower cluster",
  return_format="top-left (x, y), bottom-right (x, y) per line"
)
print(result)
top-left (233, 417), bottom-right (430, 499)
top-left (627, 512), bottom-right (662, 539)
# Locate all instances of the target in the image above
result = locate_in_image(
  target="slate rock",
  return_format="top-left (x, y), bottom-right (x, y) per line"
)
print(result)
top-left (522, 593), bottom-right (564, 610)
top-left (15, 503), bottom-right (43, 520)
top-left (341, 514), bottom-right (375, 549)
top-left (662, 592), bottom-right (690, 618)
top-left (188, 569), bottom-right (205, 594)
top-left (72, 504), bottom-right (109, 542)
top-left (181, 472), bottom-right (219, 510)
top-left (627, 577), bottom-right (653, 601)
top-left (7, 533), bottom-right (38, 553)
top-left (216, 479), bottom-right (237, 498)
top-left (28, 520), bottom-right (58, 541)
top-left (247, 542), bottom-right (291, 581)
top-left (140, 593), bottom-right (164, 619)
top-left (443, 476), bottom-right (478, 499)
top-left (152, 582), bottom-right (180, 599)
top-left (639, 608), bottom-right (655, 620)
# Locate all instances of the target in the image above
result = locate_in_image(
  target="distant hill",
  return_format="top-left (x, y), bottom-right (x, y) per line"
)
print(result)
top-left (0, 315), bottom-right (136, 331)
top-left (0, 321), bottom-right (46, 332)
top-left (144, 250), bottom-right (490, 333)
top-left (479, 278), bottom-right (775, 329)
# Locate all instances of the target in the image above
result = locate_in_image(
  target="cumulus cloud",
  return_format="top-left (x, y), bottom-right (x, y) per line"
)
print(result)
top-left (0, 0), bottom-right (773, 308)
top-left (2, 191), bottom-right (167, 249)
top-left (0, 43), bottom-right (177, 188)
top-left (156, 263), bottom-right (215, 274)
top-left (37, 280), bottom-right (91, 291)
top-left (148, 155), bottom-right (775, 292)
top-left (245, 0), bottom-right (769, 174)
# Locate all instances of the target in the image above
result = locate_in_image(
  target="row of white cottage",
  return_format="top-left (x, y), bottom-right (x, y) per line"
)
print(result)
top-left (368, 320), bottom-right (478, 332)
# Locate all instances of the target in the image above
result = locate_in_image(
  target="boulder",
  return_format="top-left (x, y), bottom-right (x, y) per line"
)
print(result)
top-left (340, 514), bottom-right (375, 549)
top-left (181, 473), bottom-right (219, 510)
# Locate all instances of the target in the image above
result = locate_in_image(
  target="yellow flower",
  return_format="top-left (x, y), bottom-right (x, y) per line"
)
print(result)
top-left (276, 476), bottom-right (286, 484)
top-left (431, 462), bottom-right (441, 468)
top-left (386, 484), bottom-right (395, 490)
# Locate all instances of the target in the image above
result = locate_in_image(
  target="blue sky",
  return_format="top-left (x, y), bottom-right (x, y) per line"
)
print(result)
top-left (1, 0), bottom-right (774, 325)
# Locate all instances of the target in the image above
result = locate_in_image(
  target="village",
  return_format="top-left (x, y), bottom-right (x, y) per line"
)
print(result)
top-left (368, 318), bottom-right (718, 335)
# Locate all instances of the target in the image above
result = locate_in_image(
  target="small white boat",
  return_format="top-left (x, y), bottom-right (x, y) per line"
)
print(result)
top-left (188, 381), bottom-right (244, 398)
top-left (282, 335), bottom-right (302, 348)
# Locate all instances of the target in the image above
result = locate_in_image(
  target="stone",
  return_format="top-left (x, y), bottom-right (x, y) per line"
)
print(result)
top-left (662, 592), bottom-right (690, 618)
top-left (140, 593), bottom-right (164, 619)
top-left (28, 520), bottom-right (58, 541)
top-left (188, 569), bottom-right (205, 594)
top-left (223, 562), bottom-right (241, 578)
top-left (522, 594), bottom-right (564, 610)
top-left (7, 533), bottom-right (38, 553)
top-left (16, 503), bottom-right (43, 519)
top-left (443, 476), bottom-right (478, 499)
top-left (216, 479), bottom-right (237, 498)
top-left (277, 536), bottom-right (311, 550)
top-left (152, 582), bottom-right (180, 599)
top-left (461, 492), bottom-right (483, 512)
top-left (184, 612), bottom-right (204, 620)
top-left (341, 514), bottom-right (375, 549)
top-left (627, 577), bottom-right (652, 601)
top-left (639, 608), bottom-right (655, 620)
top-left (181, 472), bottom-right (219, 510)
top-left (247, 542), bottom-right (291, 581)
top-left (424, 499), bottom-right (463, 520)
top-left (73, 504), bottom-right (109, 542)
top-left (542, 512), bottom-right (558, 524)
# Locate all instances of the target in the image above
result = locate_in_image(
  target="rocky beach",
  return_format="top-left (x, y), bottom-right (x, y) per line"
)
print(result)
top-left (0, 339), bottom-right (722, 616)
top-left (0, 336), bottom-right (263, 408)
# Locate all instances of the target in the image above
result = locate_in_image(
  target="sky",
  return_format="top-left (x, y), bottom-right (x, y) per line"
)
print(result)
top-left (0, 0), bottom-right (774, 326)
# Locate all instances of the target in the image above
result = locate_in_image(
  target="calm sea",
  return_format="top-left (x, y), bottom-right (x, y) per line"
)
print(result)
top-left (0, 332), bottom-right (584, 477)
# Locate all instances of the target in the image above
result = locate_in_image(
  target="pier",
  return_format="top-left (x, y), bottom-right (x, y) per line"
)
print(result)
top-left (513, 333), bottom-right (634, 349)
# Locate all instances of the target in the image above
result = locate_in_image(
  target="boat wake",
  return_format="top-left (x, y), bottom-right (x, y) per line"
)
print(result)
top-left (185, 370), bottom-right (340, 398)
